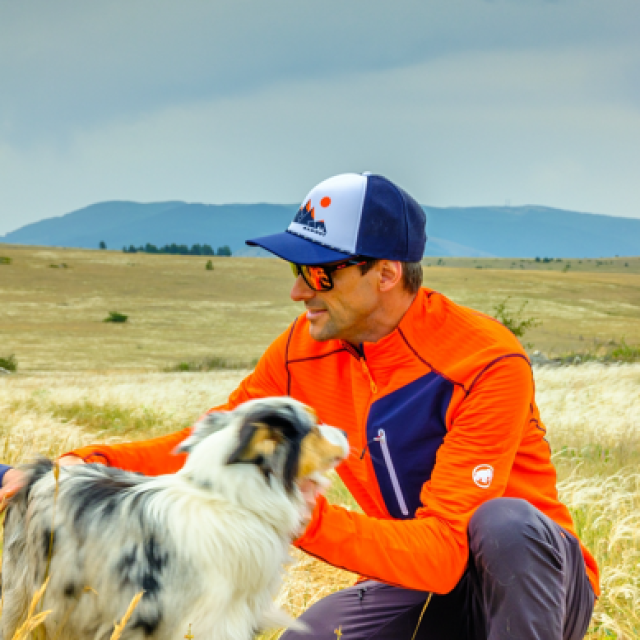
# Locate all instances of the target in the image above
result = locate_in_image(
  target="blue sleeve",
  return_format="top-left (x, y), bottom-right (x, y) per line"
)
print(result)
top-left (0, 464), bottom-right (13, 486)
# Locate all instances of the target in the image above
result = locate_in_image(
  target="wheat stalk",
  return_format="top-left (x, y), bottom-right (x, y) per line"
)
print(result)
top-left (10, 578), bottom-right (51, 640)
top-left (110, 591), bottom-right (144, 640)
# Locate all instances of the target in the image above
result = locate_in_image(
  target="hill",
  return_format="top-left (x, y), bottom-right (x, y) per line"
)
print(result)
top-left (2, 201), bottom-right (639, 258)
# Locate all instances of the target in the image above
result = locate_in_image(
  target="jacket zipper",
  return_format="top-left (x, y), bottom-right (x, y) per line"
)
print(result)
top-left (342, 341), bottom-right (378, 394)
top-left (360, 358), bottom-right (378, 394)
top-left (374, 429), bottom-right (409, 516)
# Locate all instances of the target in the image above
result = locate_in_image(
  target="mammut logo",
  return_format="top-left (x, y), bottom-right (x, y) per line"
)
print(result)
top-left (472, 464), bottom-right (494, 489)
top-left (293, 200), bottom-right (327, 236)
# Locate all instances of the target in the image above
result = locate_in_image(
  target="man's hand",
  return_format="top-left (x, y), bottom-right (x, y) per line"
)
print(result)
top-left (0, 468), bottom-right (25, 509)
top-left (0, 455), bottom-right (86, 512)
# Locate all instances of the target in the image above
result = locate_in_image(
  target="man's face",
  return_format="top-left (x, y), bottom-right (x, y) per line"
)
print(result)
top-left (290, 261), bottom-right (382, 343)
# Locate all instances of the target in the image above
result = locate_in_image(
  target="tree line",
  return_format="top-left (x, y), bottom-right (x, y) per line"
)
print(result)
top-left (99, 241), bottom-right (232, 256)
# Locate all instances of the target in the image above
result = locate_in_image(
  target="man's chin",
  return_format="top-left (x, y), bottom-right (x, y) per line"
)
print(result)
top-left (307, 319), bottom-right (336, 342)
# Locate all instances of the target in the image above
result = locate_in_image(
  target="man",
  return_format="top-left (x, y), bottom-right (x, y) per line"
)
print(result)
top-left (1, 173), bottom-right (597, 639)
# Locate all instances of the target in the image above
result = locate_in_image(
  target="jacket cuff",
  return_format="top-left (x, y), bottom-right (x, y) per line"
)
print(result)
top-left (61, 450), bottom-right (110, 465)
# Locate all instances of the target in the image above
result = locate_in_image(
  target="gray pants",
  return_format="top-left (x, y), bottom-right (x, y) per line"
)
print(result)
top-left (283, 499), bottom-right (595, 640)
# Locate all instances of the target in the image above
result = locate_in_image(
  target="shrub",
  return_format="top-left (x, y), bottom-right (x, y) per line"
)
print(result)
top-left (611, 339), bottom-right (640, 362)
top-left (492, 297), bottom-right (541, 339)
top-left (205, 260), bottom-right (214, 271)
top-left (0, 354), bottom-right (17, 371)
top-left (165, 356), bottom-right (258, 372)
top-left (0, 256), bottom-right (11, 265)
top-left (103, 311), bottom-right (128, 323)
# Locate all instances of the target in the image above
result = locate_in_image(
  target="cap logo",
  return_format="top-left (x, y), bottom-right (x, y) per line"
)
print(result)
top-left (286, 173), bottom-right (367, 255)
top-left (293, 199), bottom-right (327, 237)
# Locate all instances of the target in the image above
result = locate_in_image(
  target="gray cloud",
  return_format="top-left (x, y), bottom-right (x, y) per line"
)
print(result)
top-left (1, 0), bottom-right (639, 233)
top-left (2, 0), bottom-right (638, 142)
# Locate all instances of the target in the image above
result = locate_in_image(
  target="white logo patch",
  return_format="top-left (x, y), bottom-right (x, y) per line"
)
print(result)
top-left (472, 464), bottom-right (494, 489)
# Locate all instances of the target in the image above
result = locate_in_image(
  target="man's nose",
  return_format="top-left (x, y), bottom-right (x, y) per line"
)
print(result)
top-left (290, 274), bottom-right (316, 302)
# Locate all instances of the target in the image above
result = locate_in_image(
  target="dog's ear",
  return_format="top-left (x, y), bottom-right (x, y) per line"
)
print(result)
top-left (226, 406), bottom-right (310, 491)
top-left (174, 412), bottom-right (230, 455)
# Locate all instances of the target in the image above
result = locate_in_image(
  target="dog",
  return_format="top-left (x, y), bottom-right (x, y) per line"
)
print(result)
top-left (1, 397), bottom-right (349, 640)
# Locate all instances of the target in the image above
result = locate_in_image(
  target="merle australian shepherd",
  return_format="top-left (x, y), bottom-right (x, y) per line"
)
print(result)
top-left (1, 397), bottom-right (349, 640)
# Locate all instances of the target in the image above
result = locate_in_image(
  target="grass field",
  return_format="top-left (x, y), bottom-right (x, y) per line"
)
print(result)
top-left (1, 245), bottom-right (640, 637)
top-left (1, 366), bottom-right (639, 638)
top-left (422, 255), bottom-right (640, 274)
top-left (1, 245), bottom-right (639, 370)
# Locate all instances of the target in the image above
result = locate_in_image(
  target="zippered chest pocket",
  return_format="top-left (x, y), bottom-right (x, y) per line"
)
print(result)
top-left (365, 372), bottom-right (454, 519)
top-left (373, 429), bottom-right (409, 516)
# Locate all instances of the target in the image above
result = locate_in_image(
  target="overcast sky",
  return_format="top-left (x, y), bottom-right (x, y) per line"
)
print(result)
top-left (1, 0), bottom-right (639, 235)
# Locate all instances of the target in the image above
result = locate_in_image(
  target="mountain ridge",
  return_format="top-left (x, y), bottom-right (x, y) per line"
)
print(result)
top-left (2, 201), bottom-right (639, 258)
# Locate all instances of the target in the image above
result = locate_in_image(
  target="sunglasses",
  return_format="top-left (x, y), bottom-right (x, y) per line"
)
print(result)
top-left (290, 258), bottom-right (367, 291)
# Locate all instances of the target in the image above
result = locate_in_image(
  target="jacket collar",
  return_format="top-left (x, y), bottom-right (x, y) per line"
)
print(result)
top-left (340, 288), bottom-right (442, 379)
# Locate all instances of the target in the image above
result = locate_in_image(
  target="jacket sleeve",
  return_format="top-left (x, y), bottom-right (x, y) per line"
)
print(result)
top-left (67, 325), bottom-right (292, 474)
top-left (294, 355), bottom-right (533, 594)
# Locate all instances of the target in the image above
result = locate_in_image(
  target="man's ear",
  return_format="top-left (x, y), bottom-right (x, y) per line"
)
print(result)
top-left (174, 412), bottom-right (230, 455)
top-left (378, 260), bottom-right (403, 292)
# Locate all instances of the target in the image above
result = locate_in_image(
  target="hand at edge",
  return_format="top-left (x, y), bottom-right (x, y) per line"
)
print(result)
top-left (0, 455), bottom-right (87, 513)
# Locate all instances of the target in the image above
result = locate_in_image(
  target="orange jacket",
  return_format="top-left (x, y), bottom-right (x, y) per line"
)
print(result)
top-left (71, 288), bottom-right (599, 596)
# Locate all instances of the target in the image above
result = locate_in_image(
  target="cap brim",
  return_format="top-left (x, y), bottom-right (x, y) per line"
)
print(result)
top-left (246, 230), bottom-right (354, 265)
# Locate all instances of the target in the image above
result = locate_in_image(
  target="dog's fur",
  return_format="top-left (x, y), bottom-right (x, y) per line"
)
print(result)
top-left (1, 397), bottom-right (349, 640)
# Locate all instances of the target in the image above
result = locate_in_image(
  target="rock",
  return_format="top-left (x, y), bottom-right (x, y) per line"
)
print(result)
top-left (0, 367), bottom-right (11, 375)
top-left (530, 352), bottom-right (561, 367)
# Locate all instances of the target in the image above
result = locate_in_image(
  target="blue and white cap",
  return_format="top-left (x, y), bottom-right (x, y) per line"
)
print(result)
top-left (246, 173), bottom-right (427, 265)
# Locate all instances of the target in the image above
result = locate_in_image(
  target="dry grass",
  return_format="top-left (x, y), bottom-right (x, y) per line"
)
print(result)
top-left (1, 365), bottom-right (639, 637)
top-left (1, 245), bottom-right (640, 370)
top-left (1, 244), bottom-right (639, 636)
top-left (5, 578), bottom-right (52, 640)
top-left (423, 256), bottom-right (640, 275)
top-left (535, 364), bottom-right (640, 638)
top-left (110, 592), bottom-right (144, 640)
top-left (0, 581), bottom-right (144, 640)
top-left (0, 245), bottom-right (299, 371)
top-left (0, 371), bottom-right (248, 462)
top-left (419, 264), bottom-right (640, 357)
